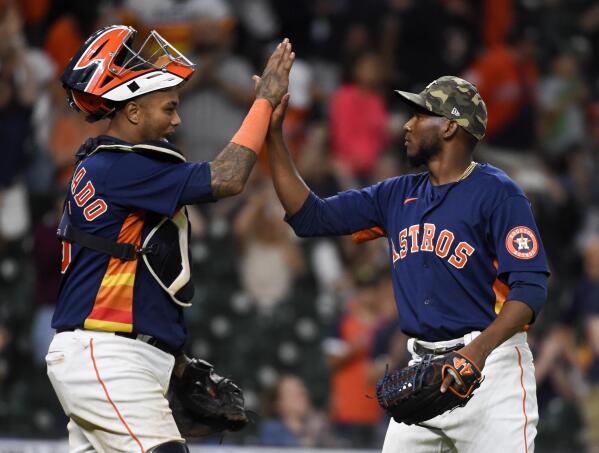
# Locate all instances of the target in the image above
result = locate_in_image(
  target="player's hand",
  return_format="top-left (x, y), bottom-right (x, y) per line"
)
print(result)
top-left (252, 38), bottom-right (295, 107)
top-left (440, 344), bottom-right (485, 393)
top-left (269, 93), bottom-right (290, 133)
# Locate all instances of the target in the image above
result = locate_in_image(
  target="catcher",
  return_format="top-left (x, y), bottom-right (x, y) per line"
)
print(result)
top-left (264, 76), bottom-right (549, 452)
top-left (46, 25), bottom-right (294, 452)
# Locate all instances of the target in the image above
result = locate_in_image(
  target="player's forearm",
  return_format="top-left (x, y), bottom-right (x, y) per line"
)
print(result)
top-left (464, 300), bottom-right (533, 367)
top-left (210, 143), bottom-right (257, 198)
top-left (266, 131), bottom-right (310, 215)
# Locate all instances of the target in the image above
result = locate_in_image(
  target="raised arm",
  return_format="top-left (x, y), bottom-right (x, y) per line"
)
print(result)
top-left (265, 94), bottom-right (310, 215)
top-left (210, 39), bottom-right (294, 199)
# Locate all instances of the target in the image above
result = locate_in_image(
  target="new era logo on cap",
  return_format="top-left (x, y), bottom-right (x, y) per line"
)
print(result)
top-left (451, 107), bottom-right (460, 116)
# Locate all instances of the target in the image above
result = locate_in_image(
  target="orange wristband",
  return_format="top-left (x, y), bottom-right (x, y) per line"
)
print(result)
top-left (231, 98), bottom-right (273, 154)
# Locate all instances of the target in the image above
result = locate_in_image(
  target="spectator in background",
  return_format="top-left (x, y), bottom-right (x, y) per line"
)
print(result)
top-left (323, 265), bottom-right (385, 448)
top-left (329, 51), bottom-right (389, 181)
top-left (535, 236), bottom-right (599, 453)
top-left (382, 0), bottom-right (452, 91)
top-left (43, 1), bottom-right (112, 73)
top-left (464, 26), bottom-right (539, 150)
top-left (259, 374), bottom-right (335, 448)
top-left (30, 192), bottom-right (63, 367)
top-left (233, 182), bottom-right (306, 314)
top-left (177, 3), bottom-right (255, 162)
top-left (0, 2), bottom-right (35, 243)
top-left (122, 0), bottom-right (235, 55)
top-left (539, 50), bottom-right (587, 162)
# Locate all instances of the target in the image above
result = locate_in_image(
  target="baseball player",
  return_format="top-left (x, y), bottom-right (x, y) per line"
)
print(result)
top-left (46, 25), bottom-right (294, 452)
top-left (264, 76), bottom-right (549, 452)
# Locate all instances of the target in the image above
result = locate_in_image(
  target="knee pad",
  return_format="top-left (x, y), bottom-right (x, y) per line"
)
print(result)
top-left (149, 441), bottom-right (189, 452)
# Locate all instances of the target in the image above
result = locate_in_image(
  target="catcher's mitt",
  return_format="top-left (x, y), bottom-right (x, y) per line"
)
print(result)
top-left (376, 351), bottom-right (482, 425)
top-left (168, 357), bottom-right (249, 438)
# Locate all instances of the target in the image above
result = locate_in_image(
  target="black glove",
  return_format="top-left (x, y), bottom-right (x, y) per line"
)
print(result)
top-left (376, 351), bottom-right (483, 425)
top-left (168, 357), bottom-right (249, 438)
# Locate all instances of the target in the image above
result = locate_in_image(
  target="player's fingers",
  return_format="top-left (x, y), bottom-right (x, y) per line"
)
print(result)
top-left (440, 374), bottom-right (453, 393)
top-left (272, 38), bottom-right (291, 70)
top-left (274, 93), bottom-right (290, 114)
top-left (278, 40), bottom-right (293, 70)
top-left (265, 39), bottom-right (286, 71)
top-left (281, 51), bottom-right (295, 72)
top-left (252, 75), bottom-right (261, 90)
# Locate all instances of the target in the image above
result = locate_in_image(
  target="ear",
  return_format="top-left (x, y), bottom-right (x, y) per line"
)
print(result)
top-left (124, 101), bottom-right (141, 125)
top-left (442, 119), bottom-right (459, 140)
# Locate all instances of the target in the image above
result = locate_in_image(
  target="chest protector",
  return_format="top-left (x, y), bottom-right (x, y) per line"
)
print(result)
top-left (57, 136), bottom-right (194, 307)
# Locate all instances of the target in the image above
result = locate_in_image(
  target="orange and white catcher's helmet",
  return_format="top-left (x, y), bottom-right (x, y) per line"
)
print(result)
top-left (61, 25), bottom-right (195, 122)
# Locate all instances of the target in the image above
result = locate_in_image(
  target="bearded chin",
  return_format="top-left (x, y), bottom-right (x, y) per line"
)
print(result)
top-left (407, 140), bottom-right (441, 167)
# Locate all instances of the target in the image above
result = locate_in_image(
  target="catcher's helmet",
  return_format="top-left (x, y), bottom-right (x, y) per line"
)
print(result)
top-left (61, 25), bottom-right (195, 122)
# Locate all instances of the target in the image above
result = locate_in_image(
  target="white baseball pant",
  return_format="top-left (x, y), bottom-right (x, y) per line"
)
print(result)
top-left (381, 331), bottom-right (538, 453)
top-left (46, 329), bottom-right (184, 452)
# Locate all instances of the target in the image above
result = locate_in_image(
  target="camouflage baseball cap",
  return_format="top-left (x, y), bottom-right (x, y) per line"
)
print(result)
top-left (395, 76), bottom-right (487, 140)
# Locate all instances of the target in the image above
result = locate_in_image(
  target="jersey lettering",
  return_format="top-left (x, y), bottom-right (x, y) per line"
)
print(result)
top-left (391, 241), bottom-right (400, 263)
top-left (74, 181), bottom-right (96, 207)
top-left (391, 224), bottom-right (475, 269)
top-left (408, 225), bottom-right (420, 253)
top-left (435, 230), bottom-right (454, 258)
top-left (72, 173), bottom-right (108, 222)
top-left (71, 167), bottom-right (86, 194)
top-left (421, 223), bottom-right (435, 252)
top-left (399, 228), bottom-right (408, 259)
top-left (448, 242), bottom-right (475, 269)
top-left (84, 199), bottom-right (108, 221)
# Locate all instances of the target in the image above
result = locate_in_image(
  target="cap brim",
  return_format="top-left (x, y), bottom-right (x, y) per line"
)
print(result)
top-left (394, 90), bottom-right (439, 116)
top-left (394, 90), bottom-right (426, 108)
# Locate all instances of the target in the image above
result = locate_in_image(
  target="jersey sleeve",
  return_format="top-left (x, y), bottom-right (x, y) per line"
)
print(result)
top-left (489, 195), bottom-right (550, 275)
top-left (105, 153), bottom-right (210, 217)
top-left (285, 180), bottom-right (393, 237)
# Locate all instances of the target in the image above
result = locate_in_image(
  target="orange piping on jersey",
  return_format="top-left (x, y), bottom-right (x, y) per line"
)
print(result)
top-left (84, 211), bottom-right (145, 333)
top-left (492, 258), bottom-right (530, 331)
top-left (492, 258), bottom-right (509, 314)
top-left (351, 226), bottom-right (386, 243)
top-left (516, 346), bottom-right (529, 453)
top-left (90, 338), bottom-right (145, 453)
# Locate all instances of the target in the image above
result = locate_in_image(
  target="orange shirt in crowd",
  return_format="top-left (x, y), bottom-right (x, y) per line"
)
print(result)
top-left (330, 307), bottom-right (382, 425)
top-left (464, 44), bottom-right (538, 139)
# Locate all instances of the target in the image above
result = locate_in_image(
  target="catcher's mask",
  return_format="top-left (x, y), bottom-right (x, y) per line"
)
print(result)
top-left (61, 25), bottom-right (195, 122)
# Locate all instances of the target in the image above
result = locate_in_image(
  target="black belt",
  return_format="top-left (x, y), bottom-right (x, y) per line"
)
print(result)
top-left (56, 329), bottom-right (177, 355)
top-left (413, 341), bottom-right (464, 356)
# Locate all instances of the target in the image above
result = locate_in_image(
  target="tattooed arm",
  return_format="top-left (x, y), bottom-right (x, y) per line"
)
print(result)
top-left (209, 143), bottom-right (257, 198)
top-left (208, 38), bottom-right (294, 199)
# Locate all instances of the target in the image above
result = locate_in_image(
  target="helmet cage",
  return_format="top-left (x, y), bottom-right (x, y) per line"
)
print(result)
top-left (109, 29), bottom-right (194, 77)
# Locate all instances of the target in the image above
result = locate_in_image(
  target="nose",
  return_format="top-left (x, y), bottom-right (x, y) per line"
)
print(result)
top-left (403, 117), bottom-right (414, 132)
top-left (172, 110), bottom-right (181, 128)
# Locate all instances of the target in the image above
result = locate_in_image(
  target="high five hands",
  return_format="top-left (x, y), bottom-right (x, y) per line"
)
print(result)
top-left (253, 38), bottom-right (295, 108)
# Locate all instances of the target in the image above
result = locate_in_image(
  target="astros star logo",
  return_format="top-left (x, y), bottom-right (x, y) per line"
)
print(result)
top-left (505, 226), bottom-right (538, 260)
top-left (515, 235), bottom-right (530, 251)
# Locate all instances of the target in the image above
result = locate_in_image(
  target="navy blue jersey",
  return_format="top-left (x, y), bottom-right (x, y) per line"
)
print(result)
top-left (287, 164), bottom-right (549, 341)
top-left (52, 136), bottom-right (213, 350)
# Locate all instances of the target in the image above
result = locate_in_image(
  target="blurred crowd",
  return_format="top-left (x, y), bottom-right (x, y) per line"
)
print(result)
top-left (1, 0), bottom-right (599, 451)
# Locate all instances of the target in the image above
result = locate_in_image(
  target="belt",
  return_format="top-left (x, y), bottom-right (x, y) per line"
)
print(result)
top-left (56, 329), bottom-right (176, 355)
top-left (412, 341), bottom-right (464, 356)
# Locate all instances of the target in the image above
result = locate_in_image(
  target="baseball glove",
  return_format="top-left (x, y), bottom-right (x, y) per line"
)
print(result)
top-left (376, 351), bottom-right (482, 425)
top-left (168, 357), bottom-right (249, 438)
